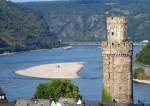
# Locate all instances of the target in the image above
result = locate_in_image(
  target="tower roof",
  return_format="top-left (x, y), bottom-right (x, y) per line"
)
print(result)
top-left (0, 88), bottom-right (5, 95)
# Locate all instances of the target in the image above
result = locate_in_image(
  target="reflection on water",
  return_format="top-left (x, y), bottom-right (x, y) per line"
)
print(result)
top-left (0, 45), bottom-right (150, 103)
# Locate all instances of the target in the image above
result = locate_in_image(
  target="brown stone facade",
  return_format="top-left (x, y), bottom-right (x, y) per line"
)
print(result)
top-left (102, 16), bottom-right (133, 103)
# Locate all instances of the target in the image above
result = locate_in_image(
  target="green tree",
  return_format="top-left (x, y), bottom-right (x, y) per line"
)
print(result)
top-left (34, 79), bottom-right (81, 102)
top-left (133, 67), bottom-right (145, 80)
top-left (136, 44), bottom-right (150, 65)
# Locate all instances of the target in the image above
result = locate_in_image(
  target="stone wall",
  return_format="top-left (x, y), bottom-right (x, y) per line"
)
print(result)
top-left (102, 16), bottom-right (133, 103)
top-left (107, 16), bottom-right (128, 44)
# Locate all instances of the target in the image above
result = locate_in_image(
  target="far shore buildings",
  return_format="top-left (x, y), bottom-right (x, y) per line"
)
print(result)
top-left (102, 16), bottom-right (133, 103)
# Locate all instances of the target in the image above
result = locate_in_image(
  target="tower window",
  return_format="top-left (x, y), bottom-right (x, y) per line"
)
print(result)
top-left (119, 86), bottom-right (122, 90)
top-left (112, 32), bottom-right (114, 35)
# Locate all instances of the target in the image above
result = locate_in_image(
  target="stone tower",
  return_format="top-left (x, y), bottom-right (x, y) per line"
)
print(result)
top-left (102, 16), bottom-right (133, 103)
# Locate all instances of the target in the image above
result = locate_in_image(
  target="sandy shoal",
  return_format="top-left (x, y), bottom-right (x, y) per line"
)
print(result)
top-left (15, 62), bottom-right (84, 79)
top-left (133, 79), bottom-right (150, 84)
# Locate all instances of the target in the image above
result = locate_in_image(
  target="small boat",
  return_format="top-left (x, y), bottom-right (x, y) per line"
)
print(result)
top-left (63, 46), bottom-right (72, 50)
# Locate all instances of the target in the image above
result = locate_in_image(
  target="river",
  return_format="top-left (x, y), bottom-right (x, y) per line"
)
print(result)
top-left (0, 45), bottom-right (150, 103)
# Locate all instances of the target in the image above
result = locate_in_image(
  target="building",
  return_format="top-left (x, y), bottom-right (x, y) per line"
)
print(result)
top-left (0, 88), bottom-right (15, 106)
top-left (102, 16), bottom-right (133, 103)
top-left (0, 88), bottom-right (7, 103)
top-left (15, 99), bottom-right (51, 106)
top-left (58, 98), bottom-right (79, 106)
top-left (15, 98), bottom-right (80, 106)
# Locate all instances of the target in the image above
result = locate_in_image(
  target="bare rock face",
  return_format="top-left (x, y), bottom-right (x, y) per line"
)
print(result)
top-left (46, 14), bottom-right (106, 42)
top-left (102, 16), bottom-right (133, 103)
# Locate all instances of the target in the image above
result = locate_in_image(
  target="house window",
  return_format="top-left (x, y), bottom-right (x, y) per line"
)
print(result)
top-left (2, 96), bottom-right (4, 100)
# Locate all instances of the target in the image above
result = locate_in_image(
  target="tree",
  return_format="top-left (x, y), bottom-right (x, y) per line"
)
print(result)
top-left (136, 44), bottom-right (150, 65)
top-left (34, 79), bottom-right (81, 102)
top-left (133, 67), bottom-right (145, 80)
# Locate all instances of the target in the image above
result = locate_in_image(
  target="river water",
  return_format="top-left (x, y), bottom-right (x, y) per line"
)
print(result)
top-left (0, 45), bottom-right (150, 103)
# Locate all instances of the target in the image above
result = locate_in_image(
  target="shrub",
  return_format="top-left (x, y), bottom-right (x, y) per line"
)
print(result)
top-left (133, 67), bottom-right (145, 80)
top-left (102, 88), bottom-right (112, 103)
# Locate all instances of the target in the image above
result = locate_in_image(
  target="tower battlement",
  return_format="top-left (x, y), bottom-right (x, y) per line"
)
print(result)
top-left (102, 16), bottom-right (133, 103)
top-left (107, 16), bottom-right (127, 24)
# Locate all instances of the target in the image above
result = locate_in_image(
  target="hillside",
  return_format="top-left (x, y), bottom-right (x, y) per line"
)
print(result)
top-left (0, 0), bottom-right (57, 53)
top-left (21, 0), bottom-right (150, 42)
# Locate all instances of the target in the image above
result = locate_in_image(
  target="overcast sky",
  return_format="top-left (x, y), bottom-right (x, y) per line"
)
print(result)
top-left (10, 0), bottom-right (69, 3)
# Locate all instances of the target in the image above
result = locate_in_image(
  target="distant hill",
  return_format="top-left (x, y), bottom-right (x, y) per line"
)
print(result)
top-left (0, 0), bottom-right (57, 53)
top-left (21, 0), bottom-right (150, 42)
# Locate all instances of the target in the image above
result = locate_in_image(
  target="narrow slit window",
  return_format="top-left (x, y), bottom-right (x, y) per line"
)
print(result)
top-left (119, 86), bottom-right (122, 90)
top-left (109, 72), bottom-right (110, 79)
top-left (112, 32), bottom-right (114, 35)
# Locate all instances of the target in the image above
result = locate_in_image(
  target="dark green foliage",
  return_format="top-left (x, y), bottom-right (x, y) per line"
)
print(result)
top-left (136, 44), bottom-right (150, 65)
top-left (102, 88), bottom-right (112, 103)
top-left (0, 1), bottom-right (57, 53)
top-left (21, 0), bottom-right (150, 42)
top-left (133, 68), bottom-right (145, 79)
top-left (34, 79), bottom-right (81, 102)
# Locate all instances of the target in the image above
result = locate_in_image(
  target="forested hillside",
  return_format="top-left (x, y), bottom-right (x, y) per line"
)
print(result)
top-left (21, 0), bottom-right (150, 42)
top-left (0, 0), bottom-right (57, 53)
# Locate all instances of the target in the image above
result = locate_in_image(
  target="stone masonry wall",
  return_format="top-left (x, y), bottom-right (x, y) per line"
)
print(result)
top-left (102, 16), bottom-right (133, 103)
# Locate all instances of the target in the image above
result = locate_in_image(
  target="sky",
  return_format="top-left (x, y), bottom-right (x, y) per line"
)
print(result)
top-left (10, 0), bottom-right (69, 3)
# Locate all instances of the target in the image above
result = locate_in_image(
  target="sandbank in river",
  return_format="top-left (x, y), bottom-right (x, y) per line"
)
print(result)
top-left (15, 62), bottom-right (84, 79)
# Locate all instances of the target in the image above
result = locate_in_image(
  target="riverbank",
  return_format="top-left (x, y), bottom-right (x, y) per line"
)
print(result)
top-left (0, 52), bottom-right (15, 56)
top-left (15, 62), bottom-right (84, 79)
top-left (0, 49), bottom-right (47, 56)
top-left (133, 79), bottom-right (150, 84)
